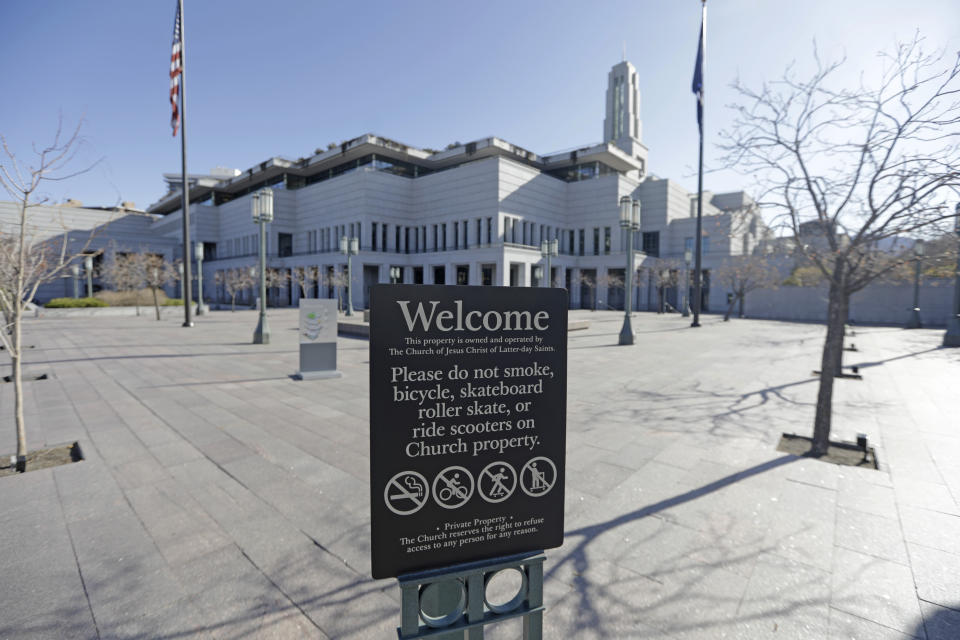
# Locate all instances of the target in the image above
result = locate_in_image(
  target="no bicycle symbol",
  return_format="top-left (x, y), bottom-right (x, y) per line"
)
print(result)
top-left (384, 471), bottom-right (428, 516)
top-left (432, 466), bottom-right (474, 509)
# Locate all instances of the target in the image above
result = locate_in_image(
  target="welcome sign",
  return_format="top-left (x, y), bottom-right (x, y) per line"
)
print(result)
top-left (369, 284), bottom-right (568, 579)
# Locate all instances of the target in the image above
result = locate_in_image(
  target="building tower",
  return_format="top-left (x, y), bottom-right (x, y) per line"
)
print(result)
top-left (603, 61), bottom-right (647, 176)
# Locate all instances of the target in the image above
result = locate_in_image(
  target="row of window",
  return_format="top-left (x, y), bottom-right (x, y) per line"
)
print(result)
top-left (369, 218), bottom-right (497, 253)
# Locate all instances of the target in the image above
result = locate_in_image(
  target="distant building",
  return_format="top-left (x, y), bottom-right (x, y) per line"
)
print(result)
top-left (2, 60), bottom-right (771, 311)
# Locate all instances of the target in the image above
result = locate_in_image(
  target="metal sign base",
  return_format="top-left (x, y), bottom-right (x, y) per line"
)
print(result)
top-left (397, 552), bottom-right (545, 639)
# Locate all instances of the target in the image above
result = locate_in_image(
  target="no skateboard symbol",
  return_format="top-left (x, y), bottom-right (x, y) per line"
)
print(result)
top-left (478, 461), bottom-right (517, 503)
top-left (520, 457), bottom-right (556, 497)
top-left (432, 466), bottom-right (474, 509)
top-left (384, 471), bottom-right (428, 515)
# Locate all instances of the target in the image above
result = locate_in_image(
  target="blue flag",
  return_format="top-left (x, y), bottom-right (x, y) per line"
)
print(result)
top-left (692, 14), bottom-right (704, 133)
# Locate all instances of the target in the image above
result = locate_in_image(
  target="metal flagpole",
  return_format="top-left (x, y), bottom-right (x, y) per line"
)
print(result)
top-left (691, 0), bottom-right (706, 328)
top-left (178, 0), bottom-right (194, 327)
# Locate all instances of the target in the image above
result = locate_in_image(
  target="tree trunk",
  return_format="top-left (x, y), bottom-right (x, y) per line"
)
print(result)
top-left (231, 294), bottom-right (236, 312)
top-left (13, 314), bottom-right (26, 472)
top-left (738, 293), bottom-right (745, 318)
top-left (724, 298), bottom-right (736, 321)
top-left (832, 294), bottom-right (850, 375)
top-left (812, 279), bottom-right (846, 456)
top-left (152, 287), bottom-right (160, 321)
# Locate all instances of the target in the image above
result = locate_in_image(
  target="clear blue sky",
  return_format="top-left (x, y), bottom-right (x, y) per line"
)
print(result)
top-left (2, 0), bottom-right (957, 210)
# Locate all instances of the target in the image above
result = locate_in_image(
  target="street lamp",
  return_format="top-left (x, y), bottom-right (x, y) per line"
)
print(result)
top-left (194, 241), bottom-right (205, 316)
top-left (83, 255), bottom-right (93, 297)
top-left (619, 196), bottom-right (640, 345)
top-left (390, 266), bottom-right (402, 284)
top-left (340, 234), bottom-right (358, 316)
top-left (70, 264), bottom-right (80, 298)
top-left (906, 239), bottom-right (925, 329)
top-left (944, 203), bottom-right (960, 346)
top-left (683, 248), bottom-right (693, 317)
top-left (252, 187), bottom-right (274, 344)
top-left (540, 238), bottom-right (558, 287)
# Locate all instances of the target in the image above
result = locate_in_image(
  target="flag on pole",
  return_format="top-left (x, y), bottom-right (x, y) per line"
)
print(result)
top-left (170, 2), bottom-right (183, 136)
top-left (691, 8), bottom-right (705, 133)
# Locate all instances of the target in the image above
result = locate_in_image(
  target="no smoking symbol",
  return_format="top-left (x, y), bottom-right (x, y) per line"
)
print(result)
top-left (384, 471), bottom-right (428, 515)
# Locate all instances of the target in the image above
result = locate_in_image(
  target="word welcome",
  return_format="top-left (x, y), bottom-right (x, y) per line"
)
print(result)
top-left (397, 300), bottom-right (550, 332)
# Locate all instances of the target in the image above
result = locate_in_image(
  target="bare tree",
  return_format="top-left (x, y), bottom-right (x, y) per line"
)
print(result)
top-left (142, 253), bottom-right (178, 320)
top-left (646, 259), bottom-right (681, 313)
top-left (292, 265), bottom-right (318, 300)
top-left (100, 249), bottom-right (144, 315)
top-left (575, 272), bottom-right (598, 311)
top-left (0, 118), bottom-right (106, 472)
top-left (264, 267), bottom-right (289, 308)
top-left (719, 37), bottom-right (960, 455)
top-left (595, 272), bottom-right (624, 310)
top-left (215, 266), bottom-right (255, 311)
top-left (714, 255), bottom-right (781, 320)
top-left (324, 269), bottom-right (348, 311)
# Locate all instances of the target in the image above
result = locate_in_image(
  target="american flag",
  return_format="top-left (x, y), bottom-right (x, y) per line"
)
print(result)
top-left (170, 2), bottom-right (183, 136)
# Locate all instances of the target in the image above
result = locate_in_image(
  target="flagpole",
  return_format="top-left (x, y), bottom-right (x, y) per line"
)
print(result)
top-left (178, 0), bottom-right (194, 327)
top-left (692, 0), bottom-right (706, 328)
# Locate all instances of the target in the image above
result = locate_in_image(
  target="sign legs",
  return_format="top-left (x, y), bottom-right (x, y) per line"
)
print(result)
top-left (398, 553), bottom-right (545, 639)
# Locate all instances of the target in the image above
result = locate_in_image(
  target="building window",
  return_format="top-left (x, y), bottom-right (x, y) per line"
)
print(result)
top-left (278, 233), bottom-right (293, 258)
top-left (578, 229), bottom-right (585, 256)
top-left (453, 221), bottom-right (459, 250)
top-left (684, 237), bottom-right (693, 252)
top-left (642, 232), bottom-right (660, 257)
top-left (371, 223), bottom-right (378, 251)
top-left (442, 224), bottom-right (447, 251)
top-left (604, 227), bottom-right (611, 254)
top-left (593, 228), bottom-right (600, 256)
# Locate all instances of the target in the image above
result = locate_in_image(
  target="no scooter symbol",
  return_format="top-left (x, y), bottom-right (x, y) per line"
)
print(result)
top-left (520, 457), bottom-right (556, 497)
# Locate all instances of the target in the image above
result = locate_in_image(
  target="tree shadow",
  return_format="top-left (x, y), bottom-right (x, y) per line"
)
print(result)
top-left (910, 601), bottom-right (960, 640)
top-left (544, 454), bottom-right (877, 637)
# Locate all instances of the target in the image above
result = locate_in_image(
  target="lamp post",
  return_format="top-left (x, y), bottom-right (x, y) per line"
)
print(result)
top-left (340, 235), bottom-right (358, 315)
top-left (252, 187), bottom-right (274, 344)
top-left (540, 238), bottom-right (558, 287)
top-left (84, 255), bottom-right (93, 297)
top-left (683, 248), bottom-right (693, 317)
top-left (906, 239), bottom-right (925, 329)
top-left (194, 241), bottom-right (205, 316)
top-left (619, 196), bottom-right (640, 345)
top-left (70, 264), bottom-right (80, 298)
top-left (944, 204), bottom-right (960, 346)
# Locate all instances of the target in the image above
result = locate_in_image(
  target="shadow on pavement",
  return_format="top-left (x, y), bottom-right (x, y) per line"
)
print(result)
top-left (910, 601), bottom-right (960, 640)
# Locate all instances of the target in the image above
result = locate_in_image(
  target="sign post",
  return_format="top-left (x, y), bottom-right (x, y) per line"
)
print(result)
top-left (294, 298), bottom-right (341, 380)
top-left (369, 284), bottom-right (567, 637)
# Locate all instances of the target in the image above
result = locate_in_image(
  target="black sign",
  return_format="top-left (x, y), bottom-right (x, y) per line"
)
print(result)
top-left (369, 284), bottom-right (567, 579)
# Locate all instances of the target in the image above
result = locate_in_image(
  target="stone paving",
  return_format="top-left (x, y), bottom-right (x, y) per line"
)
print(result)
top-left (1, 308), bottom-right (959, 639)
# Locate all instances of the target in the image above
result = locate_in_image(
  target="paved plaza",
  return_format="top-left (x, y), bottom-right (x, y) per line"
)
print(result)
top-left (1, 308), bottom-right (959, 639)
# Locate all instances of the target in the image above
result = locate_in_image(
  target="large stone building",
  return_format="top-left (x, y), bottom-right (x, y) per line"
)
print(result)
top-left (3, 61), bottom-right (771, 311)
